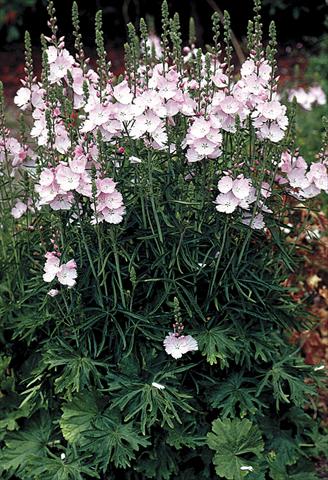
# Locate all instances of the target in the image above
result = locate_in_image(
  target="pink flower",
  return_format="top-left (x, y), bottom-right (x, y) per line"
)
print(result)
top-left (49, 48), bottom-right (75, 83)
top-left (218, 175), bottom-right (233, 193)
top-left (112, 80), bottom-right (133, 104)
top-left (56, 165), bottom-right (80, 191)
top-left (259, 101), bottom-right (285, 121)
top-left (88, 103), bottom-right (111, 127)
top-left (43, 253), bottom-right (77, 287)
top-left (11, 200), bottom-right (28, 219)
top-left (91, 177), bottom-right (126, 224)
top-left (242, 213), bottom-right (265, 230)
top-left (57, 260), bottom-right (77, 287)
top-left (50, 192), bottom-right (74, 211)
top-left (240, 59), bottom-right (255, 77)
top-left (220, 96), bottom-right (240, 115)
top-left (96, 177), bottom-right (117, 194)
top-left (307, 163), bottom-right (328, 191)
top-left (101, 205), bottom-right (126, 224)
top-left (43, 252), bottom-right (60, 282)
top-left (39, 168), bottom-right (55, 186)
top-left (189, 118), bottom-right (211, 139)
top-left (232, 177), bottom-right (251, 200)
top-left (47, 289), bottom-right (59, 297)
top-left (163, 333), bottom-right (198, 359)
top-left (215, 192), bottom-right (240, 214)
top-left (14, 87), bottom-right (31, 109)
top-left (130, 111), bottom-right (162, 138)
top-left (287, 168), bottom-right (310, 190)
top-left (193, 138), bottom-right (216, 156)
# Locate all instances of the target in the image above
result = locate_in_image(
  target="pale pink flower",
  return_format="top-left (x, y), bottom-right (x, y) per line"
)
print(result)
top-left (130, 111), bottom-right (162, 138)
top-left (193, 138), bottom-right (216, 156)
top-left (220, 96), bottom-right (240, 115)
top-left (242, 213), bottom-right (265, 230)
top-left (307, 163), bottom-right (328, 191)
top-left (54, 124), bottom-right (70, 154)
top-left (186, 148), bottom-right (203, 163)
top-left (96, 177), bottom-right (117, 194)
top-left (309, 85), bottom-right (326, 106)
top-left (240, 59), bottom-right (255, 77)
top-left (215, 192), bottom-right (240, 214)
top-left (57, 259), bottom-right (77, 287)
top-left (14, 87), bottom-right (31, 109)
top-left (50, 192), bottom-right (74, 210)
top-left (287, 168), bottom-right (310, 190)
top-left (101, 205), bottom-right (126, 224)
top-left (69, 155), bottom-right (87, 174)
top-left (112, 80), bottom-right (134, 104)
top-left (163, 333), bottom-right (198, 359)
top-left (218, 175), bottom-right (233, 193)
top-left (39, 168), bottom-right (55, 187)
top-left (47, 289), bottom-right (59, 297)
top-left (43, 252), bottom-right (60, 282)
top-left (189, 118), bottom-right (211, 139)
top-left (49, 48), bottom-right (75, 83)
top-left (11, 200), bottom-right (28, 219)
top-left (232, 177), bottom-right (251, 199)
top-left (31, 85), bottom-right (45, 109)
top-left (56, 165), bottom-right (80, 191)
top-left (259, 100), bottom-right (285, 121)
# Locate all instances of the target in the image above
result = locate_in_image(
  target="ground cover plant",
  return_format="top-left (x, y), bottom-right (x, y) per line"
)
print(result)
top-left (0, 1), bottom-right (328, 479)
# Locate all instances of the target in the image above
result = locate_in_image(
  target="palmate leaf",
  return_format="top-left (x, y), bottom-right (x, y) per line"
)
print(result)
top-left (106, 373), bottom-right (194, 434)
top-left (60, 391), bottom-right (106, 443)
top-left (61, 392), bottom-right (149, 471)
top-left (42, 339), bottom-right (108, 396)
top-left (209, 371), bottom-right (265, 417)
top-left (207, 418), bottom-right (264, 480)
top-left (268, 457), bottom-right (318, 480)
top-left (1, 410), bottom-right (52, 475)
top-left (196, 326), bottom-right (238, 366)
top-left (166, 421), bottom-right (206, 449)
top-left (256, 352), bottom-right (317, 409)
top-left (82, 408), bottom-right (150, 471)
top-left (134, 439), bottom-right (178, 480)
top-left (27, 454), bottom-right (99, 480)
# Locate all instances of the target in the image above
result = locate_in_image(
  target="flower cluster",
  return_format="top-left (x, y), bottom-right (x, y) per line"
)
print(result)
top-left (34, 151), bottom-right (124, 223)
top-left (11, 198), bottom-right (34, 219)
top-left (278, 151), bottom-right (328, 199)
top-left (288, 85), bottom-right (326, 111)
top-left (5, 14), bottom-right (327, 364)
top-left (0, 136), bottom-right (33, 168)
top-left (91, 177), bottom-right (126, 224)
top-left (43, 251), bottom-right (77, 287)
top-left (215, 174), bottom-right (270, 230)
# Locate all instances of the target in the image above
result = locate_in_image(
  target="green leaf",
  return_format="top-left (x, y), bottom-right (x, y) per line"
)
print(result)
top-left (107, 373), bottom-right (194, 434)
top-left (209, 372), bottom-right (265, 417)
top-left (28, 453), bottom-right (100, 480)
top-left (42, 339), bottom-right (108, 396)
top-left (196, 326), bottom-right (238, 366)
top-left (83, 408), bottom-right (150, 470)
top-left (60, 391), bottom-right (106, 443)
top-left (1, 411), bottom-right (52, 475)
top-left (207, 418), bottom-right (264, 479)
top-left (166, 421), bottom-right (206, 449)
